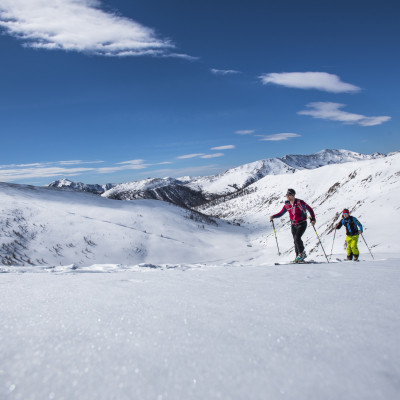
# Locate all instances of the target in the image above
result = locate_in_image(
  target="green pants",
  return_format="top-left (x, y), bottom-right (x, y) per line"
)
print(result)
top-left (346, 235), bottom-right (359, 256)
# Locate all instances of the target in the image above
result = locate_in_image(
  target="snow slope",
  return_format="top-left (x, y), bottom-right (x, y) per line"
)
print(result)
top-left (0, 183), bottom-right (249, 267)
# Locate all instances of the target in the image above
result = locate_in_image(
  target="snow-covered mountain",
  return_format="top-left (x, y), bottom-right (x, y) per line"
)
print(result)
top-left (185, 149), bottom-right (385, 196)
top-left (48, 178), bottom-right (116, 194)
top-left (103, 177), bottom-right (208, 208)
top-left (48, 149), bottom-right (388, 207)
top-left (280, 149), bottom-right (385, 169)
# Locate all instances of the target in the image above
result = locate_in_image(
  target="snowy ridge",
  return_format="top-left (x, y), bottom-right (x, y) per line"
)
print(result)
top-left (102, 177), bottom-right (208, 208)
top-left (48, 178), bottom-right (115, 194)
top-left (185, 149), bottom-right (385, 196)
top-left (281, 149), bottom-right (385, 169)
top-left (48, 149), bottom-right (386, 201)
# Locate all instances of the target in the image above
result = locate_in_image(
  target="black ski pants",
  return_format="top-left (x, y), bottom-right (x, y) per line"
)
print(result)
top-left (291, 221), bottom-right (307, 256)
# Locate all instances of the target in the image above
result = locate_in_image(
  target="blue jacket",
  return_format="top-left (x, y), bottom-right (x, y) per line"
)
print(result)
top-left (337, 216), bottom-right (363, 236)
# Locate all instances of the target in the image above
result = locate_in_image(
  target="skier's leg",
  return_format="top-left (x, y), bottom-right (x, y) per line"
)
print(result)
top-left (351, 235), bottom-right (360, 260)
top-left (291, 224), bottom-right (299, 256)
top-left (293, 222), bottom-right (307, 261)
top-left (346, 236), bottom-right (353, 258)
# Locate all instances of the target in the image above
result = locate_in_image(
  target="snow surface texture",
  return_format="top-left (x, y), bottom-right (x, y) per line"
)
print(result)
top-left (1, 151), bottom-right (400, 399)
top-left (1, 262), bottom-right (400, 400)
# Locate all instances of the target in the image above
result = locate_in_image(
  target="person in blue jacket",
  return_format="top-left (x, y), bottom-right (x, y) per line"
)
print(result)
top-left (335, 209), bottom-right (363, 261)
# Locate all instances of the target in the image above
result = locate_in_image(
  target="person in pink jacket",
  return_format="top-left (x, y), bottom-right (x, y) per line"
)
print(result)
top-left (270, 188), bottom-right (316, 262)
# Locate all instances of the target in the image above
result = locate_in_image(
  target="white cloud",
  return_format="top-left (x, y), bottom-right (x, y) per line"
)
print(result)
top-left (116, 159), bottom-right (146, 165)
top-left (210, 145), bottom-right (235, 150)
top-left (235, 130), bottom-right (255, 135)
top-left (0, 166), bottom-right (96, 181)
top-left (177, 153), bottom-right (205, 160)
top-left (211, 68), bottom-right (241, 75)
top-left (259, 72), bottom-right (361, 93)
top-left (256, 133), bottom-right (301, 141)
top-left (0, 160), bottom-right (103, 168)
top-left (177, 152), bottom-right (225, 160)
top-left (140, 165), bottom-right (223, 179)
top-left (200, 153), bottom-right (224, 159)
top-left (298, 102), bottom-right (391, 126)
top-left (96, 164), bottom-right (147, 174)
top-left (0, 0), bottom-right (178, 57)
top-left (0, 159), bottom-right (147, 181)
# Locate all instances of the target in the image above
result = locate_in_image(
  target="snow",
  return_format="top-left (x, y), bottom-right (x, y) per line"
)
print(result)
top-left (1, 151), bottom-right (400, 399)
top-left (0, 182), bottom-right (249, 267)
top-left (1, 260), bottom-right (400, 400)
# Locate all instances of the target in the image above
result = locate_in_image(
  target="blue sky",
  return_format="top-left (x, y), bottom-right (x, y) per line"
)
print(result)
top-left (0, 0), bottom-right (399, 185)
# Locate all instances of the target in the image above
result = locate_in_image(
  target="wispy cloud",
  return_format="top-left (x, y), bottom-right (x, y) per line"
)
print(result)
top-left (210, 145), bottom-right (235, 150)
top-left (256, 133), bottom-right (301, 141)
top-left (235, 130), bottom-right (255, 135)
top-left (177, 153), bottom-right (205, 160)
top-left (259, 72), bottom-right (361, 93)
top-left (298, 102), bottom-right (391, 126)
top-left (116, 159), bottom-right (146, 165)
top-left (0, 0), bottom-right (182, 57)
top-left (141, 164), bottom-right (224, 179)
top-left (200, 153), bottom-right (224, 159)
top-left (0, 165), bottom-right (96, 181)
top-left (211, 68), bottom-right (241, 75)
top-left (177, 152), bottom-right (225, 160)
top-left (0, 159), bottom-right (148, 182)
top-left (0, 160), bottom-right (104, 168)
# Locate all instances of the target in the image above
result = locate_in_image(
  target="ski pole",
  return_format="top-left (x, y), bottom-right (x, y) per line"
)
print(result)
top-left (330, 227), bottom-right (337, 260)
top-left (360, 232), bottom-right (374, 260)
top-left (310, 219), bottom-right (329, 263)
top-left (270, 219), bottom-right (281, 256)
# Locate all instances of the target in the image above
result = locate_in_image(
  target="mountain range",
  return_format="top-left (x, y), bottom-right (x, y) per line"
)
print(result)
top-left (48, 149), bottom-right (386, 208)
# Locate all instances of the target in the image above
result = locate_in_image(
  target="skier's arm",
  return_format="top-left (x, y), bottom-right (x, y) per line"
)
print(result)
top-left (354, 218), bottom-right (363, 233)
top-left (303, 201), bottom-right (316, 222)
top-left (270, 205), bottom-right (287, 220)
top-left (335, 220), bottom-right (343, 229)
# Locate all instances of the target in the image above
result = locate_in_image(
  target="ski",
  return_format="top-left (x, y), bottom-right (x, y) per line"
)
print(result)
top-left (274, 260), bottom-right (325, 265)
top-left (274, 258), bottom-right (343, 265)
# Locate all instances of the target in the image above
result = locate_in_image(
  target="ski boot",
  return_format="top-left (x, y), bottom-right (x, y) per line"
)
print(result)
top-left (353, 254), bottom-right (359, 261)
top-left (347, 253), bottom-right (353, 261)
top-left (295, 252), bottom-right (307, 263)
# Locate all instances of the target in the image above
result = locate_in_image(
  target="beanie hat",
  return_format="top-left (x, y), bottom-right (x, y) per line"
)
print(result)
top-left (342, 208), bottom-right (349, 214)
top-left (286, 188), bottom-right (296, 196)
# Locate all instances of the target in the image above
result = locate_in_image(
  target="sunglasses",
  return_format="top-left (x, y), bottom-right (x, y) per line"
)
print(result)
top-left (343, 212), bottom-right (349, 215)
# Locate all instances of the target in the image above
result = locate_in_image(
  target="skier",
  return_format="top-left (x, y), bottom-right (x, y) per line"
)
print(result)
top-left (335, 209), bottom-right (363, 261)
top-left (270, 188), bottom-right (316, 263)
